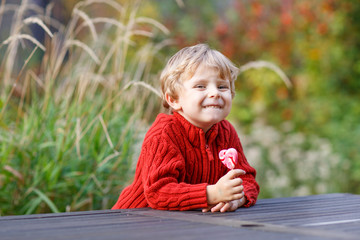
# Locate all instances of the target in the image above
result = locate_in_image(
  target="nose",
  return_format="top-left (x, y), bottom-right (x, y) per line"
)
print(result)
top-left (208, 85), bottom-right (220, 98)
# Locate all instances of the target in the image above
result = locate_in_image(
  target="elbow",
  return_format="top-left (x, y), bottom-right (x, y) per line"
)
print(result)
top-left (144, 190), bottom-right (162, 209)
top-left (144, 184), bottom-right (169, 210)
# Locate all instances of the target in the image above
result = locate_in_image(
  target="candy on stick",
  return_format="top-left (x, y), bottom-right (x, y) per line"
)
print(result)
top-left (219, 148), bottom-right (238, 170)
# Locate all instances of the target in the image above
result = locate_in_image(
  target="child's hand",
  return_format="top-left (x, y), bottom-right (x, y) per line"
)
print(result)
top-left (206, 169), bottom-right (245, 205)
top-left (202, 197), bottom-right (246, 213)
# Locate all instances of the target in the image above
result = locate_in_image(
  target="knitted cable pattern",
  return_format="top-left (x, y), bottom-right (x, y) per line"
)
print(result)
top-left (112, 112), bottom-right (259, 210)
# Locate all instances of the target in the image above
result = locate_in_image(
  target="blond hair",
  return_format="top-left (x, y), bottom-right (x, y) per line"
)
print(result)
top-left (160, 43), bottom-right (239, 109)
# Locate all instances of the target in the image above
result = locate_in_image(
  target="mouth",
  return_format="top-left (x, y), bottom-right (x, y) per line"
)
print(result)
top-left (203, 105), bottom-right (223, 109)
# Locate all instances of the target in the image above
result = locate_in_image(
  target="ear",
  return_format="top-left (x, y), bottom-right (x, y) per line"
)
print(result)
top-left (165, 92), bottom-right (182, 111)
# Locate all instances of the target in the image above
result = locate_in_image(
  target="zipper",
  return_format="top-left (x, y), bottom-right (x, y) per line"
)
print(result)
top-left (205, 144), bottom-right (214, 161)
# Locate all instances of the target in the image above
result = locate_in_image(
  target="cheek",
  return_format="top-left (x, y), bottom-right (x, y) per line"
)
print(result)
top-left (224, 94), bottom-right (233, 105)
top-left (189, 92), bottom-right (205, 102)
top-left (227, 100), bottom-right (232, 108)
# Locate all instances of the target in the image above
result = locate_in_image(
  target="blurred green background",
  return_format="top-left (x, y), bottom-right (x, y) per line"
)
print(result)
top-left (0, 0), bottom-right (359, 215)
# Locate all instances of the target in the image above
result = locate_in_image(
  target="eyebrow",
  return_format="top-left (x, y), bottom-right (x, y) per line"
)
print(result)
top-left (191, 77), bottom-right (229, 82)
top-left (217, 79), bottom-right (231, 85)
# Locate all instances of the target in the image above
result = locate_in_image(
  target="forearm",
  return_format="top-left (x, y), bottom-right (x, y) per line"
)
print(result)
top-left (145, 181), bottom-right (208, 210)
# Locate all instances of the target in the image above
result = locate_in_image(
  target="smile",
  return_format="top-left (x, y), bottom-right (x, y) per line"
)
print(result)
top-left (203, 105), bottom-right (222, 109)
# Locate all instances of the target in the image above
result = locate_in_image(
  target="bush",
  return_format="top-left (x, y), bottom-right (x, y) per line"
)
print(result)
top-left (0, 0), bottom-right (168, 215)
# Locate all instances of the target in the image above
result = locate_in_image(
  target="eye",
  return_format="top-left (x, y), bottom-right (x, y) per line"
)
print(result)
top-left (194, 84), bottom-right (205, 89)
top-left (218, 85), bottom-right (229, 90)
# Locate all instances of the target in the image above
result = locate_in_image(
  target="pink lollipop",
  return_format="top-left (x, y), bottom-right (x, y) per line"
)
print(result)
top-left (219, 148), bottom-right (238, 170)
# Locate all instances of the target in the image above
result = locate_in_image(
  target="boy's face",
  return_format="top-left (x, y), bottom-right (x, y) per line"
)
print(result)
top-left (168, 63), bottom-right (232, 132)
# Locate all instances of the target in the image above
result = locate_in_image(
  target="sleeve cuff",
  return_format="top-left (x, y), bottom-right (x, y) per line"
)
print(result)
top-left (242, 192), bottom-right (256, 208)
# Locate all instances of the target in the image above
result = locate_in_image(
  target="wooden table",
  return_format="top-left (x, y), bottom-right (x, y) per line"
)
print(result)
top-left (1, 193), bottom-right (359, 240)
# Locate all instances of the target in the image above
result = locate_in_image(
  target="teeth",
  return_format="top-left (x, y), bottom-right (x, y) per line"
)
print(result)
top-left (204, 106), bottom-right (221, 109)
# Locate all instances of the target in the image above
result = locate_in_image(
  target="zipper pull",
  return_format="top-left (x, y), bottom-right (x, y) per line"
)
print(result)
top-left (206, 144), bottom-right (214, 161)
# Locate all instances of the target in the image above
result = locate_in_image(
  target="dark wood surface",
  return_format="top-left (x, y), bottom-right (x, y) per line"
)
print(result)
top-left (1, 193), bottom-right (359, 240)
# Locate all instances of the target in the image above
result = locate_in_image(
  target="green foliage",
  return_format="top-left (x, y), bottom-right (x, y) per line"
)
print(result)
top-left (0, 97), bottom-right (137, 215)
top-left (0, 0), bottom-right (167, 215)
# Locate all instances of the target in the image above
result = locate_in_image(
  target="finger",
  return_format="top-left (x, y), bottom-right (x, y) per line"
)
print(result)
top-left (211, 202), bottom-right (225, 212)
top-left (224, 201), bottom-right (240, 212)
top-left (227, 169), bottom-right (246, 179)
top-left (238, 197), bottom-right (246, 207)
top-left (220, 202), bottom-right (231, 212)
top-left (202, 204), bottom-right (216, 212)
top-left (229, 178), bottom-right (243, 186)
top-left (202, 208), bottom-right (210, 213)
top-left (231, 193), bottom-right (245, 201)
top-left (231, 185), bottom-right (244, 194)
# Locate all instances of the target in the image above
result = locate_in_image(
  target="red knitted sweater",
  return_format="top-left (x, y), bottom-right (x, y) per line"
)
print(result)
top-left (112, 112), bottom-right (259, 210)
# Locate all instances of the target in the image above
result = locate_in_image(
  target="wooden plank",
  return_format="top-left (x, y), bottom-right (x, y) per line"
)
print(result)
top-left (126, 208), bottom-right (358, 240)
top-left (211, 193), bottom-right (360, 227)
top-left (0, 194), bottom-right (359, 240)
top-left (0, 210), bottom-right (323, 240)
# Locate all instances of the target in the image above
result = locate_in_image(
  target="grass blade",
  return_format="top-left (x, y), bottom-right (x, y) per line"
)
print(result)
top-left (31, 188), bottom-right (60, 213)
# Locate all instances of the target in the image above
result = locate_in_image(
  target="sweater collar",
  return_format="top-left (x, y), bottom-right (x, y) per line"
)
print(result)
top-left (173, 111), bottom-right (219, 148)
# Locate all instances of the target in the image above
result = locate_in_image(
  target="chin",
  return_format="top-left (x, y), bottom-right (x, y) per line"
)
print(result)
top-left (203, 118), bottom-right (222, 126)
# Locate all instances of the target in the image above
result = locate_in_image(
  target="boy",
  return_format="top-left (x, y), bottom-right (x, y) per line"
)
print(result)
top-left (112, 43), bottom-right (259, 212)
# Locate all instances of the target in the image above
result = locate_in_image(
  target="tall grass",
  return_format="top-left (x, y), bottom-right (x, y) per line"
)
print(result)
top-left (0, 0), bottom-right (169, 215)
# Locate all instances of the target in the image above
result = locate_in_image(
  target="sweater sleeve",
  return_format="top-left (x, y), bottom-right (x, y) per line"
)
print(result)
top-left (227, 122), bottom-right (260, 207)
top-left (141, 132), bottom-right (208, 211)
